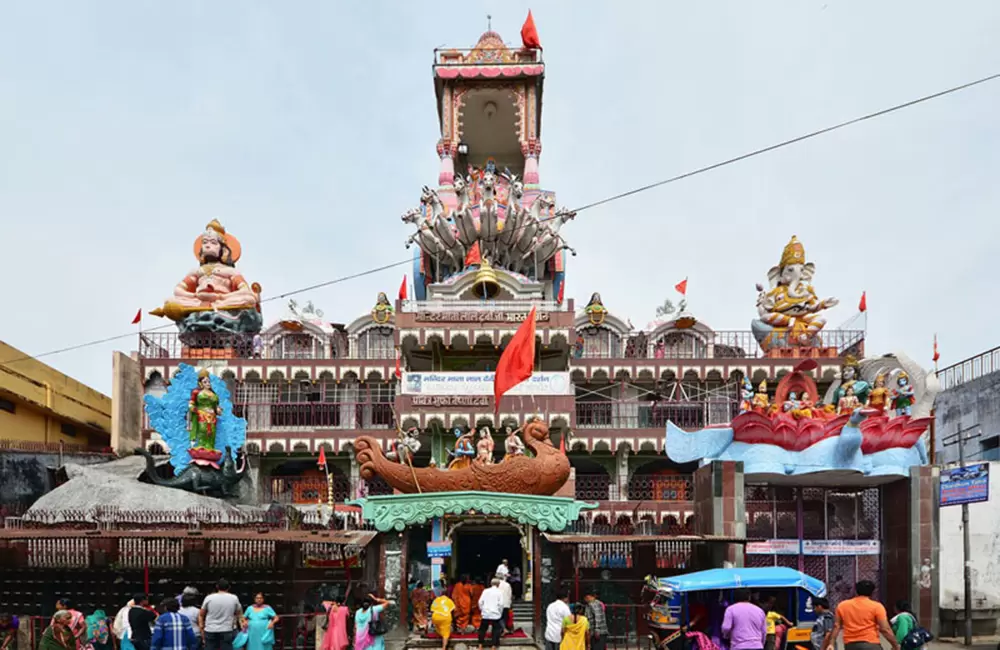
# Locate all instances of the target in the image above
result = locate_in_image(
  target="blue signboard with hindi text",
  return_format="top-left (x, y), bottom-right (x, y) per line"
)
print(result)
top-left (939, 463), bottom-right (990, 506)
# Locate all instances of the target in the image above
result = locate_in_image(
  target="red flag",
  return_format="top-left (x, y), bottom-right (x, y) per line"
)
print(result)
top-left (559, 431), bottom-right (566, 455)
top-left (131, 309), bottom-right (142, 325)
top-left (521, 10), bottom-right (541, 49)
top-left (933, 334), bottom-right (940, 363)
top-left (317, 446), bottom-right (327, 467)
top-left (674, 278), bottom-right (688, 295)
top-left (556, 282), bottom-right (565, 305)
top-left (394, 353), bottom-right (402, 379)
top-left (464, 241), bottom-right (482, 267)
top-left (858, 291), bottom-right (867, 312)
top-left (398, 275), bottom-right (408, 301)
top-left (493, 306), bottom-right (537, 416)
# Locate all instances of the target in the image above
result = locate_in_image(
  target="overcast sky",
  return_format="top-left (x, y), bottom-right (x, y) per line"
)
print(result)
top-left (2, 1), bottom-right (999, 395)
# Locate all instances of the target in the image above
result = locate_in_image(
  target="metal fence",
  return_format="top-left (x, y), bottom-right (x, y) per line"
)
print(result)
top-left (138, 331), bottom-right (395, 361)
top-left (575, 401), bottom-right (736, 430)
top-left (0, 439), bottom-right (115, 455)
top-left (236, 402), bottom-right (394, 431)
top-left (573, 329), bottom-right (865, 360)
top-left (937, 346), bottom-right (1000, 390)
top-left (573, 475), bottom-right (694, 503)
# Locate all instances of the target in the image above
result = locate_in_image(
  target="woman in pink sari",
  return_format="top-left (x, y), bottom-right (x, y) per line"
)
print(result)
top-left (322, 599), bottom-right (350, 650)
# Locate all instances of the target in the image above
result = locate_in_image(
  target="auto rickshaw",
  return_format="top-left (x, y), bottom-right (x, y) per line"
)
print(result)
top-left (643, 567), bottom-right (827, 650)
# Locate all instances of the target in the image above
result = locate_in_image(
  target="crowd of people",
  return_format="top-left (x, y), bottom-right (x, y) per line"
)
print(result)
top-left (712, 580), bottom-right (929, 650)
top-left (542, 588), bottom-right (609, 650)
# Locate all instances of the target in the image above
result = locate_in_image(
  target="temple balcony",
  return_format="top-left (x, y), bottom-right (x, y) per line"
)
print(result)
top-left (937, 345), bottom-right (1000, 390)
top-left (399, 299), bottom-right (560, 313)
top-left (574, 399), bottom-right (738, 432)
top-left (138, 331), bottom-right (395, 361)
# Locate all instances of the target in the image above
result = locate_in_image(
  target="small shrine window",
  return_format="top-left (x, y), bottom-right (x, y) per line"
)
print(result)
top-left (356, 329), bottom-right (394, 360)
top-left (578, 328), bottom-right (621, 358)
top-left (272, 332), bottom-right (323, 360)
top-left (656, 332), bottom-right (707, 359)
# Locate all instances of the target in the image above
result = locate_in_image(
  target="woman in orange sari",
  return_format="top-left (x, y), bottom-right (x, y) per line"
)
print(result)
top-left (451, 576), bottom-right (472, 632)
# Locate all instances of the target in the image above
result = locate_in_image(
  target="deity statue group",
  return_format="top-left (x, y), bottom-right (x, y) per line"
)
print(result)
top-left (752, 236), bottom-right (839, 351)
top-left (742, 356), bottom-right (917, 421)
top-left (383, 422), bottom-right (529, 470)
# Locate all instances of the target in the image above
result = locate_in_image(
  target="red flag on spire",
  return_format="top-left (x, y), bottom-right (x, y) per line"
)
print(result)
top-left (493, 306), bottom-right (537, 417)
top-left (317, 446), bottom-right (327, 468)
top-left (398, 275), bottom-right (408, 301)
top-left (521, 10), bottom-right (541, 49)
top-left (556, 281), bottom-right (565, 305)
top-left (674, 278), bottom-right (688, 295)
top-left (131, 309), bottom-right (142, 325)
top-left (464, 241), bottom-right (482, 267)
top-left (858, 291), bottom-right (867, 312)
top-left (933, 334), bottom-right (940, 363)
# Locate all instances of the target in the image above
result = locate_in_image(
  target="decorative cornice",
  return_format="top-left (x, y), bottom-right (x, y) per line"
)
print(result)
top-left (349, 491), bottom-right (596, 532)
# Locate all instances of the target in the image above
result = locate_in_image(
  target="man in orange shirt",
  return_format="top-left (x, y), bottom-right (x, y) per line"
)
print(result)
top-left (826, 580), bottom-right (899, 650)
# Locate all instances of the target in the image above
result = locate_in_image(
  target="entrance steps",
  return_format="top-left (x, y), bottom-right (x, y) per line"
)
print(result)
top-left (512, 601), bottom-right (533, 624)
top-left (399, 634), bottom-right (540, 650)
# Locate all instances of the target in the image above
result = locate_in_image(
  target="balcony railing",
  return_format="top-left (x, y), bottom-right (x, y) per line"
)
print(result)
top-left (574, 475), bottom-right (694, 502)
top-left (264, 475), bottom-right (394, 504)
top-left (138, 331), bottom-right (394, 361)
top-left (573, 329), bottom-right (865, 360)
top-left (938, 346), bottom-right (1000, 390)
top-left (0, 439), bottom-right (115, 455)
top-left (399, 299), bottom-right (561, 313)
top-left (434, 47), bottom-right (542, 66)
top-left (235, 402), bottom-right (394, 431)
top-left (575, 400), bottom-right (737, 430)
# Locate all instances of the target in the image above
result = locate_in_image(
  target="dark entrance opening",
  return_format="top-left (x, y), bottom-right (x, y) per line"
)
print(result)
top-left (454, 526), bottom-right (521, 584)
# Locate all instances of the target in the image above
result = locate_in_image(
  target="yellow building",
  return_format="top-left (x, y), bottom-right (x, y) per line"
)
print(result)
top-left (0, 341), bottom-right (112, 449)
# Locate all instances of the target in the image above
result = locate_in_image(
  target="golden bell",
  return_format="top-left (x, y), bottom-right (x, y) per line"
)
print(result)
top-left (472, 258), bottom-right (501, 299)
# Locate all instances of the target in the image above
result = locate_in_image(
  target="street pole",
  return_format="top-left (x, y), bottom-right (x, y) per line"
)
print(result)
top-left (958, 435), bottom-right (972, 647)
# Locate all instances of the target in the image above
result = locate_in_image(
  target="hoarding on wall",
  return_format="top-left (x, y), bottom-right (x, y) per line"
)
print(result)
top-left (746, 539), bottom-right (881, 556)
top-left (401, 371), bottom-right (572, 396)
top-left (940, 463), bottom-right (990, 506)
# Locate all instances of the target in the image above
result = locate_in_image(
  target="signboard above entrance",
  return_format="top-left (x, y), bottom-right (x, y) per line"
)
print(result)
top-left (940, 463), bottom-right (990, 506)
top-left (402, 372), bottom-right (572, 396)
top-left (414, 311), bottom-right (550, 323)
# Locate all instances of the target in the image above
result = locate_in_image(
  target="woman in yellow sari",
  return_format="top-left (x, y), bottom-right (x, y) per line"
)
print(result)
top-left (561, 603), bottom-right (590, 650)
top-left (429, 593), bottom-right (456, 650)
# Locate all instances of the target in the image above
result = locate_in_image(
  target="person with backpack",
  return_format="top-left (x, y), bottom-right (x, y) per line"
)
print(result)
top-left (890, 601), bottom-right (931, 650)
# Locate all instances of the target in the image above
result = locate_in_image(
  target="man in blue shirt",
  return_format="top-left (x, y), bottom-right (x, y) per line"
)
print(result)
top-left (152, 599), bottom-right (198, 650)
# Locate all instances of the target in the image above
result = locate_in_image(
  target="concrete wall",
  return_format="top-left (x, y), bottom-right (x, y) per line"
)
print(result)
top-left (935, 370), bottom-right (1000, 464)
top-left (938, 460), bottom-right (1000, 635)
top-left (0, 450), bottom-right (111, 507)
top-left (0, 340), bottom-right (111, 447)
top-left (111, 351), bottom-right (143, 454)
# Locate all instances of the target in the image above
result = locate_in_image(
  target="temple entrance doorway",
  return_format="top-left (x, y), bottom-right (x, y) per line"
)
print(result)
top-left (453, 523), bottom-right (522, 590)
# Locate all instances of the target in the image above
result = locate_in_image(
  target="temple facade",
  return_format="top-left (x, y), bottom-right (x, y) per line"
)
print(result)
top-left (0, 27), bottom-right (941, 642)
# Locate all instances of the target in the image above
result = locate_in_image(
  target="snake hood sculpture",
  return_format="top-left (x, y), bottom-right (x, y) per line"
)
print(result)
top-left (354, 418), bottom-right (570, 495)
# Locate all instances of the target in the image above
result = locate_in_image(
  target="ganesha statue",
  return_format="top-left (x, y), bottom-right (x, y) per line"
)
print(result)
top-left (751, 236), bottom-right (839, 350)
top-left (150, 219), bottom-right (263, 338)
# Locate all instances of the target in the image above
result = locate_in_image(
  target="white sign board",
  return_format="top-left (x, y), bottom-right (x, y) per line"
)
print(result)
top-left (401, 371), bottom-right (572, 396)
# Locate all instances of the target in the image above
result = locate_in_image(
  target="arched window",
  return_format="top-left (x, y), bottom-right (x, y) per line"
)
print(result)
top-left (356, 329), bottom-right (394, 359)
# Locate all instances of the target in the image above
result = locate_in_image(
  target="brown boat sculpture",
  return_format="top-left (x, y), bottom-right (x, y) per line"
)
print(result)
top-left (354, 418), bottom-right (570, 495)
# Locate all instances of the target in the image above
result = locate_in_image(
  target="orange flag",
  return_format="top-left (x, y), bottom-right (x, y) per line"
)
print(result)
top-left (317, 446), bottom-right (327, 467)
top-left (674, 278), bottom-right (688, 295)
top-left (521, 10), bottom-right (541, 49)
top-left (493, 306), bottom-right (537, 418)
top-left (398, 275), bottom-right (408, 301)
top-left (858, 291), bottom-right (867, 312)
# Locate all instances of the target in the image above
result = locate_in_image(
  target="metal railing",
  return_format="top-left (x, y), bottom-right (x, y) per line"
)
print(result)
top-left (937, 346), bottom-right (1000, 390)
top-left (575, 401), bottom-right (737, 430)
top-left (399, 299), bottom-right (561, 313)
top-left (573, 475), bottom-right (694, 502)
top-left (236, 402), bottom-right (394, 431)
top-left (434, 46), bottom-right (543, 66)
top-left (573, 329), bottom-right (866, 360)
top-left (138, 331), bottom-right (394, 361)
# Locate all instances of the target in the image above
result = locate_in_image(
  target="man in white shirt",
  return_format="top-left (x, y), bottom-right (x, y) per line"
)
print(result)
top-left (545, 589), bottom-right (572, 650)
top-left (495, 559), bottom-right (510, 580)
top-left (497, 575), bottom-right (513, 632)
top-left (477, 578), bottom-right (505, 650)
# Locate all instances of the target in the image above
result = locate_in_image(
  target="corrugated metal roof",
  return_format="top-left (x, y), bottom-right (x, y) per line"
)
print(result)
top-left (0, 528), bottom-right (377, 546)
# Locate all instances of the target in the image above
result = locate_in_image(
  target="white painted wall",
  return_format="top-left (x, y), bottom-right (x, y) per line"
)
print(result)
top-left (938, 461), bottom-right (1000, 610)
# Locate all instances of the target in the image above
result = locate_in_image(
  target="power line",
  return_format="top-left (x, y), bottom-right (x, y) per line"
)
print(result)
top-left (4, 69), bottom-right (999, 368)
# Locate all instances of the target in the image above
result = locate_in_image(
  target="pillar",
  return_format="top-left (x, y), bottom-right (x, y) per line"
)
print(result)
top-left (437, 139), bottom-right (458, 187)
top-left (430, 517), bottom-right (444, 589)
top-left (349, 451), bottom-right (360, 500)
top-left (522, 140), bottom-right (542, 186)
top-left (692, 460), bottom-right (746, 567)
top-left (616, 446), bottom-right (630, 500)
top-left (910, 466), bottom-right (940, 634)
